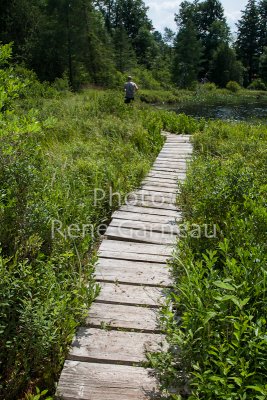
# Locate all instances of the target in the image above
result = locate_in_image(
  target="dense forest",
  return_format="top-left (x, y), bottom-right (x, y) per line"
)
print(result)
top-left (1, 0), bottom-right (267, 89)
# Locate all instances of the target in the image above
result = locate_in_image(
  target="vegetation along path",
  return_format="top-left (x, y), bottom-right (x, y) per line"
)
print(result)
top-left (57, 133), bottom-right (193, 399)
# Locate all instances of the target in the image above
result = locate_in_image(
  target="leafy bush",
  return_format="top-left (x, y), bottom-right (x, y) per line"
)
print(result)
top-left (226, 80), bottom-right (242, 92)
top-left (152, 120), bottom-right (267, 399)
top-left (247, 78), bottom-right (267, 91)
top-left (200, 82), bottom-right (217, 91)
top-left (131, 67), bottom-right (162, 90)
top-left (0, 45), bottom-right (165, 399)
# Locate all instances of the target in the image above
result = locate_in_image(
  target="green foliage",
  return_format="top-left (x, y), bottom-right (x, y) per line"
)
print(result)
top-left (235, 0), bottom-right (260, 84)
top-left (247, 78), bottom-right (267, 90)
top-left (153, 120), bottom-right (267, 399)
top-left (157, 110), bottom-right (204, 134)
top-left (0, 46), bottom-right (165, 398)
top-left (173, 20), bottom-right (203, 88)
top-left (210, 44), bottom-right (244, 87)
top-left (175, 0), bottom-right (230, 75)
top-left (25, 387), bottom-right (52, 400)
top-left (200, 82), bottom-right (217, 91)
top-left (259, 46), bottom-right (267, 82)
top-left (226, 81), bottom-right (242, 92)
top-left (131, 67), bottom-right (162, 89)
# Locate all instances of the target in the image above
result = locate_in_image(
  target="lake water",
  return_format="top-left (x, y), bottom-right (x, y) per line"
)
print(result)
top-left (172, 103), bottom-right (267, 122)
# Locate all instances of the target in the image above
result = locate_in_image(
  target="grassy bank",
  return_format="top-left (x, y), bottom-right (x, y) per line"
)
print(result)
top-left (0, 50), bottom-right (201, 399)
top-left (139, 86), bottom-right (267, 106)
top-left (151, 120), bottom-right (267, 399)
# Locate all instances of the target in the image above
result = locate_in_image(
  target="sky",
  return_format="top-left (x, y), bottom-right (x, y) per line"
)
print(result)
top-left (145, 0), bottom-right (248, 33)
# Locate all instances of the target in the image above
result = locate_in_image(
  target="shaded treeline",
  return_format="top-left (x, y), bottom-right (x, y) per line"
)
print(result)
top-left (1, 0), bottom-right (267, 89)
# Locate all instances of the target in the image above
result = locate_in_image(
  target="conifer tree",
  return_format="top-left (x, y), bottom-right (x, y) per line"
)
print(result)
top-left (259, 46), bottom-right (267, 81)
top-left (258, 0), bottom-right (267, 52)
top-left (235, 0), bottom-right (260, 84)
top-left (174, 0), bottom-right (230, 76)
top-left (210, 44), bottom-right (244, 86)
top-left (173, 20), bottom-right (203, 87)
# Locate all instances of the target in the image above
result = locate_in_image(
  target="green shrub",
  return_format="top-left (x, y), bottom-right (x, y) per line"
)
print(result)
top-left (131, 67), bottom-right (162, 90)
top-left (200, 82), bottom-right (217, 91)
top-left (157, 110), bottom-right (205, 134)
top-left (226, 80), bottom-right (242, 92)
top-left (247, 78), bottom-right (267, 91)
top-left (0, 44), bottom-right (165, 398)
top-left (152, 120), bottom-right (267, 399)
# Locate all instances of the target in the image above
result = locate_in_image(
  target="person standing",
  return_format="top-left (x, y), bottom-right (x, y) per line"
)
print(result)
top-left (124, 76), bottom-right (138, 103)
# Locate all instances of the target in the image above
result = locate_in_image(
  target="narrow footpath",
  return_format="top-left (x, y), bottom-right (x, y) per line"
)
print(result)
top-left (57, 133), bottom-right (193, 399)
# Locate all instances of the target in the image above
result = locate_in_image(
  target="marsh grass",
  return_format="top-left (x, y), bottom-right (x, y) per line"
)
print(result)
top-left (139, 87), bottom-right (267, 107)
top-left (1, 79), bottom-right (171, 398)
top-left (151, 120), bottom-right (267, 399)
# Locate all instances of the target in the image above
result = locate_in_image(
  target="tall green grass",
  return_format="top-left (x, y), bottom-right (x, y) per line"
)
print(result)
top-left (0, 45), bottom-right (199, 397)
top-left (1, 52), bottom-right (172, 398)
top-left (152, 121), bottom-right (267, 399)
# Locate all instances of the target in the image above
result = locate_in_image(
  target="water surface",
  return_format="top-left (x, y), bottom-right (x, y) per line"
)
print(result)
top-left (173, 102), bottom-right (267, 122)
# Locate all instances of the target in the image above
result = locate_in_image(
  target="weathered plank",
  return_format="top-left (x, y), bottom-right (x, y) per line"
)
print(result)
top-left (141, 185), bottom-right (178, 194)
top-left (110, 217), bottom-right (179, 233)
top-left (126, 199), bottom-right (178, 211)
top-left (154, 159), bottom-right (187, 164)
top-left (96, 282), bottom-right (166, 307)
top-left (87, 303), bottom-right (160, 332)
top-left (99, 250), bottom-right (169, 264)
top-left (118, 205), bottom-right (179, 217)
top-left (69, 328), bottom-right (166, 364)
top-left (148, 170), bottom-right (186, 177)
top-left (133, 189), bottom-right (178, 200)
top-left (127, 194), bottom-right (177, 205)
top-left (95, 258), bottom-right (171, 285)
top-left (111, 210), bottom-right (182, 224)
top-left (142, 179), bottom-right (180, 188)
top-left (157, 153), bottom-right (191, 158)
top-left (105, 226), bottom-right (177, 245)
top-left (57, 361), bottom-right (160, 400)
top-left (151, 167), bottom-right (187, 173)
top-left (99, 240), bottom-right (172, 256)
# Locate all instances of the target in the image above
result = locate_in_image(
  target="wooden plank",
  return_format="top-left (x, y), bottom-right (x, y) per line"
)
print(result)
top-left (126, 199), bottom-right (178, 210)
top-left (57, 361), bottom-right (160, 400)
top-left (69, 328), bottom-right (167, 364)
top-left (95, 258), bottom-right (171, 286)
top-left (162, 150), bottom-right (191, 153)
top-left (162, 131), bottom-right (191, 139)
top-left (87, 303), bottom-right (160, 332)
top-left (99, 240), bottom-right (172, 256)
top-left (152, 163), bottom-right (188, 168)
top-left (118, 205), bottom-right (179, 217)
top-left (145, 176), bottom-right (184, 183)
top-left (142, 179), bottom-right (181, 188)
top-left (151, 167), bottom-right (187, 173)
top-left (146, 173), bottom-right (180, 181)
top-left (99, 250), bottom-right (169, 264)
top-left (128, 192), bottom-right (177, 202)
top-left (159, 148), bottom-right (192, 152)
top-left (159, 151), bottom-right (192, 155)
top-left (133, 189), bottom-right (178, 199)
top-left (112, 210), bottom-right (182, 224)
top-left (105, 226), bottom-right (177, 245)
top-left (143, 176), bottom-right (182, 183)
top-left (154, 159), bottom-right (187, 163)
top-left (110, 218), bottom-right (179, 233)
top-left (141, 185), bottom-right (178, 194)
top-left (96, 282), bottom-right (166, 307)
top-left (153, 162), bottom-right (187, 168)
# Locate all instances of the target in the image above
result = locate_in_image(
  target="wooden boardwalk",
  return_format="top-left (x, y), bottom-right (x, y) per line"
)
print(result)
top-left (57, 133), bottom-right (192, 399)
